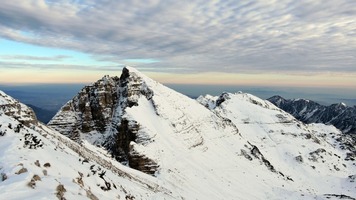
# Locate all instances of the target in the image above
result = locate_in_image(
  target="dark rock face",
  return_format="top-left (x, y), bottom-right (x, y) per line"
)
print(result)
top-left (216, 92), bottom-right (230, 107)
top-left (118, 67), bottom-right (153, 108)
top-left (111, 119), bottom-right (137, 162)
top-left (109, 118), bottom-right (158, 175)
top-left (48, 76), bottom-right (119, 142)
top-left (267, 95), bottom-right (356, 137)
top-left (80, 76), bottom-right (119, 133)
top-left (48, 67), bottom-right (158, 175)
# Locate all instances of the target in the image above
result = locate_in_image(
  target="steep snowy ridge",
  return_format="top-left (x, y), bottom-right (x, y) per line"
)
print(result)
top-left (268, 95), bottom-right (356, 138)
top-left (0, 91), bottom-right (179, 199)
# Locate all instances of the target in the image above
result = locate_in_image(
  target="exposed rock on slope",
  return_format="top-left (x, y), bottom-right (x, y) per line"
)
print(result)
top-left (0, 91), bottom-right (37, 126)
top-left (48, 75), bottom-right (119, 140)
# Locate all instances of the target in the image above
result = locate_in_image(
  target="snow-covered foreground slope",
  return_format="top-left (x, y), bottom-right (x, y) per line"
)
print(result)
top-left (46, 67), bottom-right (356, 199)
top-left (0, 91), bottom-right (178, 200)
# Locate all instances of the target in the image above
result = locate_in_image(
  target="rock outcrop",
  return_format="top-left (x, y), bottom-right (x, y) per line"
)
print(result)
top-left (48, 75), bottom-right (119, 140)
top-left (48, 67), bottom-right (158, 175)
top-left (0, 91), bottom-right (37, 126)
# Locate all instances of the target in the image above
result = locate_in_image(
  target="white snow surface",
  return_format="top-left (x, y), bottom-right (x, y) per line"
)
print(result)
top-left (0, 91), bottom-right (177, 200)
top-left (197, 92), bottom-right (356, 199)
top-left (2, 67), bottom-right (356, 199)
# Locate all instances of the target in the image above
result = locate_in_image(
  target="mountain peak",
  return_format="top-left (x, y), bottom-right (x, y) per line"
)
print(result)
top-left (96, 66), bottom-right (147, 88)
top-left (123, 66), bottom-right (140, 73)
top-left (48, 66), bottom-right (158, 174)
top-left (120, 66), bottom-right (157, 87)
top-left (121, 66), bottom-right (146, 80)
top-left (119, 66), bottom-right (154, 107)
top-left (332, 102), bottom-right (347, 108)
top-left (267, 95), bottom-right (287, 107)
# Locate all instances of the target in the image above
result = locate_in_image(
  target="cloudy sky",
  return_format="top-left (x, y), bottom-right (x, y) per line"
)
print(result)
top-left (0, 0), bottom-right (355, 87)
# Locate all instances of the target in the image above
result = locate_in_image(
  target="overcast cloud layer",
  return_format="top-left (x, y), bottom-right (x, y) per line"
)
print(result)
top-left (0, 0), bottom-right (355, 74)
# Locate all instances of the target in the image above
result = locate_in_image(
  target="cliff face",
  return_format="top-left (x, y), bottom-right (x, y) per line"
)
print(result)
top-left (48, 75), bottom-right (119, 141)
top-left (48, 68), bottom-right (158, 175)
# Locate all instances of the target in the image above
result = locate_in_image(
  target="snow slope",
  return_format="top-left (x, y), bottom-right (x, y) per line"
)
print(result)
top-left (0, 91), bottom-right (179, 200)
top-left (48, 67), bottom-right (355, 199)
top-left (198, 92), bottom-right (356, 199)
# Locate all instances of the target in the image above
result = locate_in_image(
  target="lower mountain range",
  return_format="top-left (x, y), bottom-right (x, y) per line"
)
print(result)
top-left (268, 96), bottom-right (356, 141)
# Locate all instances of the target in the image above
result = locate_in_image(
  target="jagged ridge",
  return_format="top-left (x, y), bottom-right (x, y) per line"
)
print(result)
top-left (268, 95), bottom-right (356, 138)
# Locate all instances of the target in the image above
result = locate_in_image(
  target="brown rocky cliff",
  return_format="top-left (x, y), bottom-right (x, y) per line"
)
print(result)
top-left (48, 68), bottom-right (158, 175)
top-left (48, 75), bottom-right (119, 140)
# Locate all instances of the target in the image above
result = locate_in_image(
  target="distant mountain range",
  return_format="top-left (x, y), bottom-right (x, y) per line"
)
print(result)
top-left (268, 96), bottom-right (356, 140)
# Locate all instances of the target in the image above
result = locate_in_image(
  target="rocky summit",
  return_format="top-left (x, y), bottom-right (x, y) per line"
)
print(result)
top-left (48, 67), bottom-right (158, 174)
top-left (1, 67), bottom-right (355, 199)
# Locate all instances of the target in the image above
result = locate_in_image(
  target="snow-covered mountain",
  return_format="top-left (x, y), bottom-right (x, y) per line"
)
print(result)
top-left (268, 95), bottom-right (356, 139)
top-left (45, 67), bottom-right (356, 199)
top-left (0, 90), bottom-right (180, 199)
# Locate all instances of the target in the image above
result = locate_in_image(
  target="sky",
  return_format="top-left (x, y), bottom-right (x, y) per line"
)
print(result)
top-left (0, 0), bottom-right (355, 88)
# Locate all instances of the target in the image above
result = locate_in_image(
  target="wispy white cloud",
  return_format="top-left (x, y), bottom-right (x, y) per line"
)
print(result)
top-left (0, 60), bottom-right (123, 71)
top-left (0, 0), bottom-right (355, 74)
top-left (0, 55), bottom-right (70, 61)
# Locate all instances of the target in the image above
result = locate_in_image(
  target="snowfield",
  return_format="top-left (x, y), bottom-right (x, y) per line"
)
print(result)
top-left (1, 67), bottom-right (356, 200)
